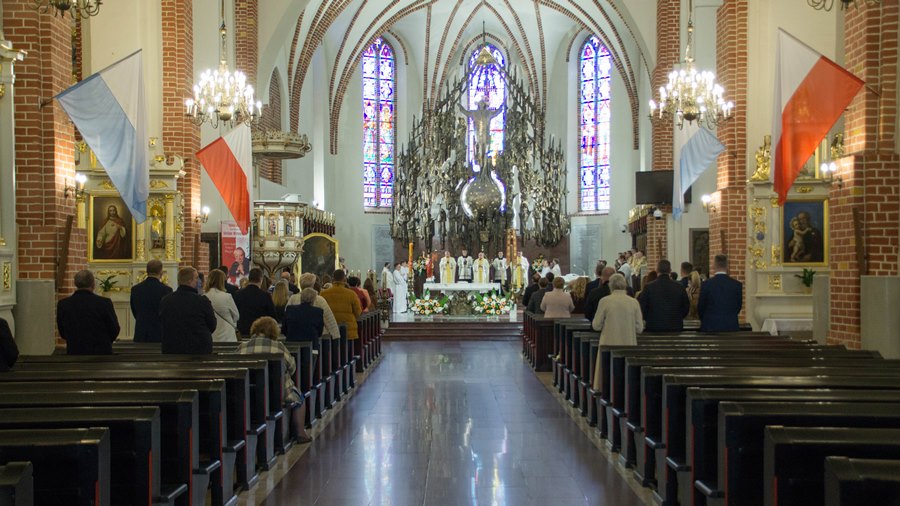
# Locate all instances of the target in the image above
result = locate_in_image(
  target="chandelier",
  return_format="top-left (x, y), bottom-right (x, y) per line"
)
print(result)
top-left (33, 0), bottom-right (101, 19)
top-left (648, 0), bottom-right (733, 129)
top-left (185, 0), bottom-right (260, 129)
top-left (807, 0), bottom-right (879, 10)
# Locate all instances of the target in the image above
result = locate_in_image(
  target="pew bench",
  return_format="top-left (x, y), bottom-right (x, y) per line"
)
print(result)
top-left (824, 457), bottom-right (900, 506)
top-left (0, 461), bottom-right (32, 506)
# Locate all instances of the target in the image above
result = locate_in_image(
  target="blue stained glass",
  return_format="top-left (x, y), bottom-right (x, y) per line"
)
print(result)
top-left (466, 44), bottom-right (506, 171)
top-left (579, 36), bottom-right (612, 213)
top-left (362, 38), bottom-right (395, 208)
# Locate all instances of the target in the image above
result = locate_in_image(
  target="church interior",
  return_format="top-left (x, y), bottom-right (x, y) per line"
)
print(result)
top-left (1, 0), bottom-right (900, 505)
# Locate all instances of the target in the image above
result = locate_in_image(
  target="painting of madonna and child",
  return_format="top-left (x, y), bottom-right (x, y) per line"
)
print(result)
top-left (782, 198), bottom-right (828, 266)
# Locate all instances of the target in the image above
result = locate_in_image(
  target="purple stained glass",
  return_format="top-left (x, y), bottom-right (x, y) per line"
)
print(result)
top-left (467, 44), bottom-right (506, 170)
top-left (579, 36), bottom-right (612, 213)
top-left (362, 38), bottom-right (395, 208)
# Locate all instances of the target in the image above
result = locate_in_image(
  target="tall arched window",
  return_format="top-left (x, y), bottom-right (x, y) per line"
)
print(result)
top-left (362, 38), bottom-right (395, 208)
top-left (579, 36), bottom-right (612, 213)
top-left (467, 44), bottom-right (506, 171)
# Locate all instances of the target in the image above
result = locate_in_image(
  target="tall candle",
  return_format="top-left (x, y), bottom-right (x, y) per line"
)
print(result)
top-left (408, 242), bottom-right (413, 265)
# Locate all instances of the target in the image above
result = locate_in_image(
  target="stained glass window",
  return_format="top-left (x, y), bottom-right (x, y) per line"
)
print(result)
top-left (579, 36), bottom-right (612, 213)
top-left (362, 38), bottom-right (395, 208)
top-left (467, 44), bottom-right (506, 171)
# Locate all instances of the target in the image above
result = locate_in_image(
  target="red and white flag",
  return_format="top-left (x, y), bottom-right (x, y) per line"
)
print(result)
top-left (772, 29), bottom-right (863, 205)
top-left (197, 123), bottom-right (252, 234)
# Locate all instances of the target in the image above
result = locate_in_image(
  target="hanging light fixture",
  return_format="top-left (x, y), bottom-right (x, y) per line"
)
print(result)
top-left (807, 0), bottom-right (879, 11)
top-left (648, 0), bottom-right (733, 129)
top-left (33, 0), bottom-right (101, 19)
top-left (185, 0), bottom-right (261, 129)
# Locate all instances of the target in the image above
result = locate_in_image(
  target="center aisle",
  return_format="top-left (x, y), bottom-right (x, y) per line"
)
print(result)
top-left (261, 341), bottom-right (646, 506)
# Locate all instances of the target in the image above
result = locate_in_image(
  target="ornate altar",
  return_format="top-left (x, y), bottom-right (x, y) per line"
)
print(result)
top-left (391, 44), bottom-right (569, 256)
top-left (76, 138), bottom-right (186, 339)
top-left (251, 200), bottom-right (335, 278)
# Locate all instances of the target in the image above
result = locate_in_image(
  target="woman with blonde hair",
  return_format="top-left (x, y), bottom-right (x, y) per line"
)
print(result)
top-left (271, 280), bottom-right (291, 323)
top-left (203, 269), bottom-right (239, 342)
top-left (238, 317), bottom-right (311, 443)
top-left (568, 277), bottom-right (588, 315)
top-left (687, 270), bottom-right (702, 320)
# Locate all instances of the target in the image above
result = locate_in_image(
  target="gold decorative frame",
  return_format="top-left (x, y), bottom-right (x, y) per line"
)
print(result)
top-left (781, 197), bottom-right (829, 267)
top-left (298, 233), bottom-right (339, 279)
top-left (88, 195), bottom-right (136, 262)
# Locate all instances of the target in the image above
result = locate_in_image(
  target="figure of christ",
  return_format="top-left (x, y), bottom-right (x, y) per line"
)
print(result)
top-left (439, 251), bottom-right (457, 284)
top-left (95, 205), bottom-right (128, 259)
top-left (473, 252), bottom-right (491, 284)
top-left (458, 98), bottom-right (505, 167)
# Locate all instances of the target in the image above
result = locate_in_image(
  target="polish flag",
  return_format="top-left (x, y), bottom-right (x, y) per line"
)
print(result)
top-left (197, 123), bottom-right (252, 234)
top-left (773, 29), bottom-right (863, 205)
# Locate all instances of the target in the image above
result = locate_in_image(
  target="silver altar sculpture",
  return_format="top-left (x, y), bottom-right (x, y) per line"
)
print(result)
top-left (391, 45), bottom-right (569, 254)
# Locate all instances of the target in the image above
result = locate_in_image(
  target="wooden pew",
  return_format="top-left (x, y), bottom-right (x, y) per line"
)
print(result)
top-left (763, 427), bottom-right (900, 506)
top-left (678, 388), bottom-right (900, 506)
top-left (0, 379), bottom-right (228, 506)
top-left (714, 401), bottom-right (900, 506)
top-left (0, 406), bottom-right (162, 506)
top-left (0, 428), bottom-right (110, 505)
top-left (824, 457), bottom-right (900, 506)
top-left (0, 461), bottom-right (32, 506)
top-left (525, 314), bottom-right (554, 372)
top-left (0, 390), bottom-right (198, 506)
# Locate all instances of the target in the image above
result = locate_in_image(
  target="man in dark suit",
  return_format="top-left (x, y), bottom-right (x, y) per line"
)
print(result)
top-left (217, 265), bottom-right (239, 295)
top-left (638, 260), bottom-right (690, 332)
top-left (233, 268), bottom-right (276, 337)
top-left (698, 255), bottom-right (743, 332)
top-left (130, 259), bottom-right (173, 343)
top-left (521, 273), bottom-right (541, 307)
top-left (160, 267), bottom-right (216, 354)
top-left (57, 270), bottom-right (120, 355)
top-left (280, 270), bottom-right (300, 294)
top-left (0, 317), bottom-right (19, 371)
top-left (584, 266), bottom-right (635, 321)
top-left (585, 263), bottom-right (604, 295)
top-left (525, 278), bottom-right (549, 314)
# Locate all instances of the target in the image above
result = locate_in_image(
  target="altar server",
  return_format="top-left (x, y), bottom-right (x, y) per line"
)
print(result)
top-left (551, 258), bottom-right (562, 278)
top-left (492, 251), bottom-right (508, 288)
top-left (380, 263), bottom-right (392, 291)
top-left (392, 263), bottom-right (408, 313)
top-left (457, 249), bottom-right (474, 283)
top-left (511, 253), bottom-right (529, 292)
top-left (473, 252), bottom-right (490, 284)
top-left (440, 251), bottom-right (457, 284)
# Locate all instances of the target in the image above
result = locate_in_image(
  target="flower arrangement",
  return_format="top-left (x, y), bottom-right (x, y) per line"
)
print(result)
top-left (412, 256), bottom-right (427, 276)
top-left (530, 253), bottom-right (545, 273)
top-left (410, 291), bottom-right (448, 315)
top-left (470, 291), bottom-right (514, 315)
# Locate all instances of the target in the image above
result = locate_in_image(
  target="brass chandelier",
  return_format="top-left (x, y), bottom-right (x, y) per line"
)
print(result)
top-left (648, 0), bottom-right (733, 129)
top-left (807, 0), bottom-right (879, 10)
top-left (33, 0), bottom-right (101, 19)
top-left (185, 0), bottom-right (261, 129)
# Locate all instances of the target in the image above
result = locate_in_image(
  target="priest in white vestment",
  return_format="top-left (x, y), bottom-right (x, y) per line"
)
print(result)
top-left (392, 264), bottom-right (408, 313)
top-left (492, 251), bottom-right (508, 290)
top-left (511, 253), bottom-right (529, 291)
top-left (439, 251), bottom-right (456, 284)
top-left (380, 263), bottom-right (393, 291)
top-left (473, 252), bottom-right (490, 284)
top-left (457, 249), bottom-right (474, 283)
top-left (551, 258), bottom-right (562, 278)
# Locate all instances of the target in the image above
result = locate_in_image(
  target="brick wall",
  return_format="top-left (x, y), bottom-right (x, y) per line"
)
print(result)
top-left (830, 0), bottom-right (900, 348)
top-left (2, 1), bottom-right (87, 296)
top-left (258, 69), bottom-right (283, 184)
top-left (709, 0), bottom-right (748, 321)
top-left (161, 0), bottom-right (203, 271)
top-left (234, 0), bottom-right (258, 89)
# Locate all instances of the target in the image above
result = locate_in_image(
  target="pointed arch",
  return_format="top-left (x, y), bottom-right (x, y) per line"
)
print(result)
top-left (362, 37), bottom-right (396, 209)
top-left (578, 35), bottom-right (612, 214)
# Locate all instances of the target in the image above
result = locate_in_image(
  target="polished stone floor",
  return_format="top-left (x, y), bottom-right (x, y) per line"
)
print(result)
top-left (261, 341), bottom-right (646, 505)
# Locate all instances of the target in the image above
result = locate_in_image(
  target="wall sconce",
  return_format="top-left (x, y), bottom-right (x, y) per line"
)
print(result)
top-left (64, 172), bottom-right (87, 199)
top-left (195, 206), bottom-right (210, 224)
top-left (701, 194), bottom-right (717, 213)
top-left (820, 161), bottom-right (844, 188)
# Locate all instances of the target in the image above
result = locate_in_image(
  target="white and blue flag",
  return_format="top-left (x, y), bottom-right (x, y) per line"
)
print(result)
top-left (57, 50), bottom-right (149, 223)
top-left (673, 126), bottom-right (724, 220)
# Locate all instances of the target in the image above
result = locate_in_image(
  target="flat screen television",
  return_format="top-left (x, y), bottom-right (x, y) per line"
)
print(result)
top-left (635, 170), bottom-right (692, 205)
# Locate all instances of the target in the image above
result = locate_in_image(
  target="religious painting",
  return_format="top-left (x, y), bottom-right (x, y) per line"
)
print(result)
top-left (90, 196), bottom-right (134, 262)
top-left (782, 198), bottom-right (828, 266)
top-left (690, 228), bottom-right (710, 278)
top-left (149, 204), bottom-right (165, 250)
top-left (300, 233), bottom-right (339, 281)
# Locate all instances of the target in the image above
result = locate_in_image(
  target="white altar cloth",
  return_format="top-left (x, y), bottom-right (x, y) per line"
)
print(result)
top-left (423, 282), bottom-right (501, 293)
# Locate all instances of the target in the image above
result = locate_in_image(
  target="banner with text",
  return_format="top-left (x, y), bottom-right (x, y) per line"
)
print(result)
top-left (221, 221), bottom-right (251, 285)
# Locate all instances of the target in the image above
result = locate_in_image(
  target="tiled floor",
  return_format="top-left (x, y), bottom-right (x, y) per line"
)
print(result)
top-left (259, 341), bottom-right (646, 505)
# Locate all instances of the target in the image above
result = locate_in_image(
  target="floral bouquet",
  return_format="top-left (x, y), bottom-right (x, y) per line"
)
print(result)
top-left (530, 253), bottom-right (545, 273)
top-left (412, 256), bottom-right (427, 276)
top-left (470, 291), bottom-right (514, 315)
top-left (410, 290), bottom-right (448, 315)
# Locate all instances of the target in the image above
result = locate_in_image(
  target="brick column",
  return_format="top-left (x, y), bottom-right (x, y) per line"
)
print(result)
top-left (709, 0), bottom-right (748, 315)
top-left (234, 0), bottom-right (258, 89)
top-left (2, 1), bottom-right (86, 295)
top-left (647, 0), bottom-right (681, 267)
top-left (161, 0), bottom-right (204, 271)
top-left (829, 0), bottom-right (900, 348)
top-left (258, 69), bottom-right (283, 184)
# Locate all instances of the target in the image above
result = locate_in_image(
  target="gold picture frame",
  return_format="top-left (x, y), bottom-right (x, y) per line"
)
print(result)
top-left (89, 195), bottom-right (136, 262)
top-left (299, 233), bottom-right (339, 280)
top-left (781, 197), bottom-right (828, 266)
